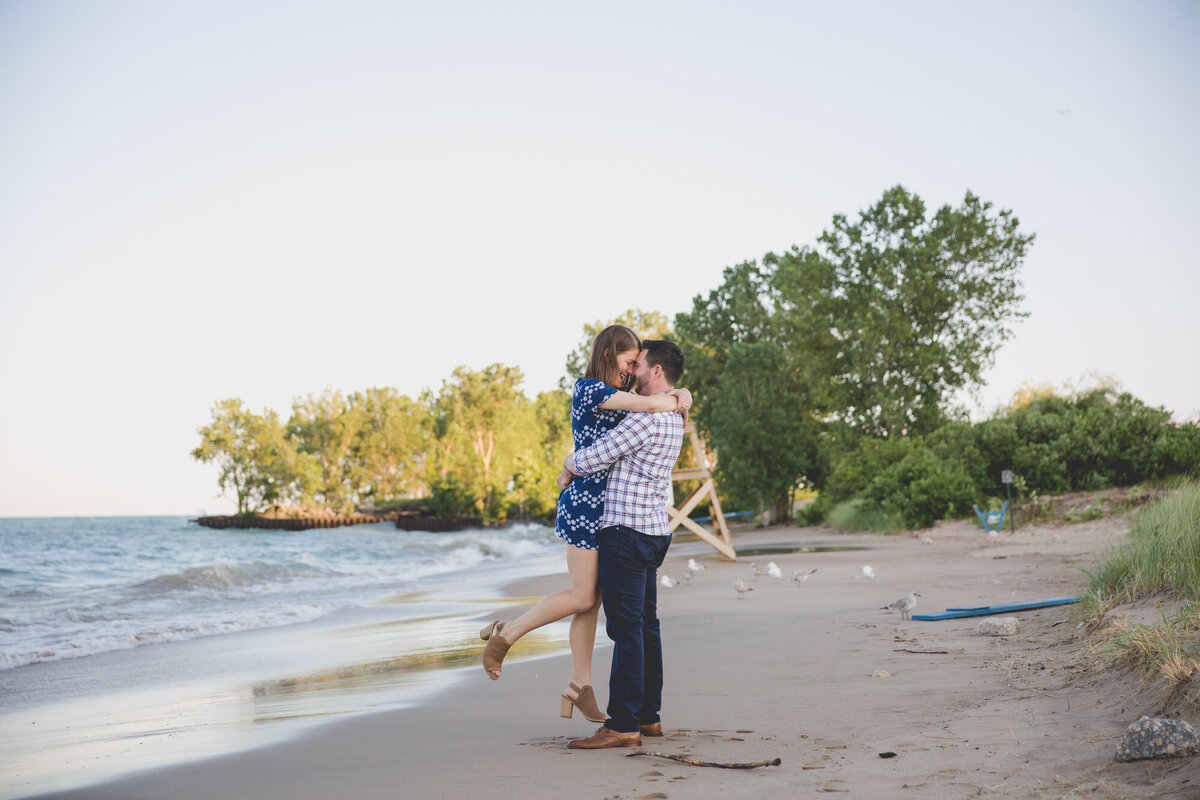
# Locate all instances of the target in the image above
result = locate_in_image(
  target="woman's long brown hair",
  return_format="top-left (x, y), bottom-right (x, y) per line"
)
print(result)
top-left (584, 325), bottom-right (641, 390)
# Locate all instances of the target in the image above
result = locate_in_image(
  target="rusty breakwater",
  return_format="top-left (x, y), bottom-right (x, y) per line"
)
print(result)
top-left (192, 510), bottom-right (487, 532)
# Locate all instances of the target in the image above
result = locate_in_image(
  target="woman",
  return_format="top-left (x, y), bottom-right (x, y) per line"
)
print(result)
top-left (479, 324), bottom-right (691, 723)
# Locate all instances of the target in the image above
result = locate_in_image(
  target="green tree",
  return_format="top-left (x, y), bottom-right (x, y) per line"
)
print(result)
top-left (513, 389), bottom-right (575, 517)
top-left (674, 261), bottom-right (780, 420)
top-left (347, 387), bottom-right (429, 503)
top-left (287, 389), bottom-right (366, 512)
top-left (426, 364), bottom-right (548, 521)
top-left (192, 398), bottom-right (299, 514)
top-left (562, 309), bottom-right (675, 389)
top-left (775, 186), bottom-right (1034, 438)
top-left (703, 340), bottom-right (817, 519)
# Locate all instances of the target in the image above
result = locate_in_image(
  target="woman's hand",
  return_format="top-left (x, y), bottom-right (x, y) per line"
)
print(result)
top-left (668, 388), bottom-right (692, 414)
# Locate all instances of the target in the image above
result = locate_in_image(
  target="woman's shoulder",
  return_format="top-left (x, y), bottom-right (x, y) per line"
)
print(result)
top-left (573, 377), bottom-right (616, 400)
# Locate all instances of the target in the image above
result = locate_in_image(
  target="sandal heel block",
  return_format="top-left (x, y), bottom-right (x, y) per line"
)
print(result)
top-left (560, 695), bottom-right (574, 719)
top-left (562, 682), bottom-right (605, 723)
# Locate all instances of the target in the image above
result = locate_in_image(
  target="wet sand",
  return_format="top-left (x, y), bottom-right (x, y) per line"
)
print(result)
top-left (26, 521), bottom-right (1199, 799)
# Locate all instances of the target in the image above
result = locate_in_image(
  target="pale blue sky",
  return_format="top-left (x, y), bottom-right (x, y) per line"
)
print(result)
top-left (1, 1), bottom-right (1196, 516)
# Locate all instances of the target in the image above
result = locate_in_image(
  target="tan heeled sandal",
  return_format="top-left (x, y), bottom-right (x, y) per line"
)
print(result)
top-left (480, 621), bottom-right (510, 680)
top-left (560, 682), bottom-right (605, 723)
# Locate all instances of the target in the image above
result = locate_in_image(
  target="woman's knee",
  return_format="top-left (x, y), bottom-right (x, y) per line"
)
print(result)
top-left (569, 591), bottom-right (600, 614)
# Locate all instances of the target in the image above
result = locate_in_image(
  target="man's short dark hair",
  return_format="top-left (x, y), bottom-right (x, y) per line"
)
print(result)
top-left (642, 340), bottom-right (685, 386)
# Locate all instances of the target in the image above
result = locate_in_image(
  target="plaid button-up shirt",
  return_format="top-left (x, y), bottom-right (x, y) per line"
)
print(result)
top-left (569, 409), bottom-right (684, 537)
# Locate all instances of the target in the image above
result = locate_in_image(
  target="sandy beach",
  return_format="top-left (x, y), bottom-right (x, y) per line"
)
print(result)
top-left (25, 519), bottom-right (1200, 800)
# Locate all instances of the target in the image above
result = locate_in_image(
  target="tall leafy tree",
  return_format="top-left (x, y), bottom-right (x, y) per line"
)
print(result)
top-left (703, 340), bottom-right (818, 518)
top-left (775, 186), bottom-right (1034, 437)
top-left (287, 389), bottom-right (366, 511)
top-left (426, 364), bottom-right (546, 521)
top-left (192, 398), bottom-right (299, 514)
top-left (348, 387), bottom-right (428, 502)
top-left (676, 185), bottom-right (1034, 508)
top-left (674, 260), bottom-right (780, 419)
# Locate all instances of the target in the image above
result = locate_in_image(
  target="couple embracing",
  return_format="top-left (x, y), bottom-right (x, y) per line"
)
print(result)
top-left (478, 325), bottom-right (690, 749)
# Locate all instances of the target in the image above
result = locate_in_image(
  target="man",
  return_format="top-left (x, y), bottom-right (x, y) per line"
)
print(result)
top-left (560, 339), bottom-right (686, 749)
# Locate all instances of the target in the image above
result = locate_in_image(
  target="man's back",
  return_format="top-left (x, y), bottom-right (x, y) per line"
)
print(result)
top-left (572, 410), bottom-right (684, 536)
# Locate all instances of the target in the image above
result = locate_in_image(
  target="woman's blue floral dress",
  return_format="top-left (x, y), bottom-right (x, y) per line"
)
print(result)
top-left (555, 378), bottom-right (625, 550)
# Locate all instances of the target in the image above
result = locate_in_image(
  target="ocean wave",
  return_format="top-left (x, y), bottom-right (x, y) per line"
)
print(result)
top-left (129, 557), bottom-right (344, 596)
top-left (0, 602), bottom-right (339, 670)
top-left (0, 518), bottom-right (560, 670)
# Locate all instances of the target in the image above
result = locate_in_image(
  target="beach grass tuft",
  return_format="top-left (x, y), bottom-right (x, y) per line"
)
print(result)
top-left (1083, 481), bottom-right (1200, 684)
top-left (1082, 481), bottom-right (1200, 612)
top-left (1094, 606), bottom-right (1200, 684)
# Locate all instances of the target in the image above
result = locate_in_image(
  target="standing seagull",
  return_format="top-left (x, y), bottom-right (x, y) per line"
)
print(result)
top-left (766, 562), bottom-right (783, 580)
top-left (660, 575), bottom-right (678, 589)
top-left (687, 558), bottom-right (706, 574)
top-left (881, 592), bottom-right (921, 620)
top-left (734, 578), bottom-right (754, 599)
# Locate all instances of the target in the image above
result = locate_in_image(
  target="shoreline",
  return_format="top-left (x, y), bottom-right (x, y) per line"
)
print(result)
top-left (22, 521), bottom-right (1200, 799)
top-left (2, 539), bottom-right (577, 799)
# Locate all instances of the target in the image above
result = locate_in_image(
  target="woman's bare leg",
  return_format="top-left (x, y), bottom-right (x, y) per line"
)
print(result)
top-left (486, 545), bottom-right (600, 680)
top-left (567, 586), bottom-right (602, 694)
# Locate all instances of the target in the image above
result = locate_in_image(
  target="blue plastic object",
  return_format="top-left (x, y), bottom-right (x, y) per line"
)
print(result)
top-left (692, 510), bottom-right (754, 524)
top-left (972, 501), bottom-right (1008, 533)
top-left (911, 596), bottom-right (1080, 621)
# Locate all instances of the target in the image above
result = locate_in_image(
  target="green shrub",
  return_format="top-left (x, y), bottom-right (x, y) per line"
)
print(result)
top-left (798, 388), bottom-right (1197, 533)
top-left (864, 446), bottom-right (980, 528)
top-left (825, 498), bottom-right (904, 533)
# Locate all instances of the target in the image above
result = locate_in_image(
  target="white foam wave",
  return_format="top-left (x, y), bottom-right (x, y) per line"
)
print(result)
top-left (0, 520), bottom-right (560, 670)
top-left (0, 602), bottom-right (338, 670)
top-left (130, 557), bottom-right (343, 596)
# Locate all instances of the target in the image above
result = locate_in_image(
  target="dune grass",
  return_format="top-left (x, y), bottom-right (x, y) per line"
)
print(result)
top-left (1096, 606), bottom-right (1200, 684)
top-left (1083, 481), bottom-right (1200, 611)
top-left (1083, 481), bottom-right (1200, 684)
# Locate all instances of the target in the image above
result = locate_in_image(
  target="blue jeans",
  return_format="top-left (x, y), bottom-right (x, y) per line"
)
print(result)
top-left (597, 525), bottom-right (672, 733)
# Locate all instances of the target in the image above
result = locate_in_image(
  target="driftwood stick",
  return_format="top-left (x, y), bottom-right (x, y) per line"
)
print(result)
top-left (626, 751), bottom-right (781, 769)
top-left (893, 648), bottom-right (950, 654)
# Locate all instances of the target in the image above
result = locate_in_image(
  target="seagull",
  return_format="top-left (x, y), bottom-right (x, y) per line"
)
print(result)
top-left (748, 561), bottom-right (764, 577)
top-left (687, 558), bottom-right (706, 573)
top-left (861, 565), bottom-right (876, 579)
top-left (660, 575), bottom-right (678, 589)
top-left (881, 592), bottom-right (921, 620)
top-left (734, 578), bottom-right (754, 598)
top-left (766, 562), bottom-right (783, 579)
top-left (792, 568), bottom-right (817, 584)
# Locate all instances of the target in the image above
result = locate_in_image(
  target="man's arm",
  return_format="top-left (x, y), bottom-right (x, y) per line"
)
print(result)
top-left (565, 413), bottom-right (654, 476)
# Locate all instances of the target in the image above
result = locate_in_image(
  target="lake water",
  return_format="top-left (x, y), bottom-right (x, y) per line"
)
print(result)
top-left (0, 516), bottom-right (573, 798)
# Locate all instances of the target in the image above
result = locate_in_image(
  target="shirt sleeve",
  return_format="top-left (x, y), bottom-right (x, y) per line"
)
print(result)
top-left (572, 413), bottom-right (653, 476)
top-left (574, 378), bottom-right (619, 415)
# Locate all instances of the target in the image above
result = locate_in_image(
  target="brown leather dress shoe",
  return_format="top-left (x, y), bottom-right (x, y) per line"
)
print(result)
top-left (567, 725), bottom-right (642, 749)
top-left (639, 722), bottom-right (663, 737)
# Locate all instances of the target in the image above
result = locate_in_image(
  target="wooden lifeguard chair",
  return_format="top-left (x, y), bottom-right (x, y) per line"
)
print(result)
top-left (667, 423), bottom-right (736, 560)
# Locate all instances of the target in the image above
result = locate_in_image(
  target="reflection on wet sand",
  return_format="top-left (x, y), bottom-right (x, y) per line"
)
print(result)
top-left (0, 604), bottom-right (572, 798)
top-left (735, 544), bottom-right (869, 557)
top-left (251, 623), bottom-right (568, 705)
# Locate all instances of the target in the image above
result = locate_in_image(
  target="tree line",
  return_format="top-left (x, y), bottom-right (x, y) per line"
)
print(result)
top-left (673, 185), bottom-right (1197, 523)
top-left (193, 369), bottom-right (571, 520)
top-left (195, 185), bottom-right (1199, 525)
